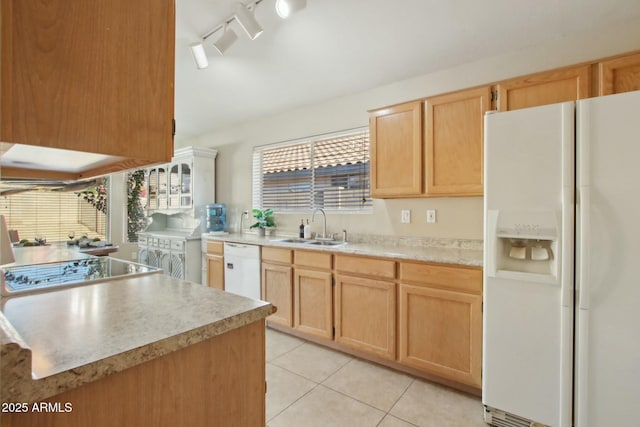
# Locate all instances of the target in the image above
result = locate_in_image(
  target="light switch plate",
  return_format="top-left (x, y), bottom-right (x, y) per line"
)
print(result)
top-left (427, 210), bottom-right (436, 223)
top-left (401, 210), bottom-right (411, 224)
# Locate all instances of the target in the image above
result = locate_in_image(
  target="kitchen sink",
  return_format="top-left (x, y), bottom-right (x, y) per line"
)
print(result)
top-left (270, 238), bottom-right (345, 247)
top-left (306, 240), bottom-right (345, 246)
top-left (270, 238), bottom-right (315, 244)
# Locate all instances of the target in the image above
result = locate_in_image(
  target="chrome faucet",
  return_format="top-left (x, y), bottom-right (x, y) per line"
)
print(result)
top-left (312, 208), bottom-right (331, 240)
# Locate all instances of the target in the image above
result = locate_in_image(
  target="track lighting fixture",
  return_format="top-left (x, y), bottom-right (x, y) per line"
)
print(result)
top-left (212, 25), bottom-right (239, 55)
top-left (275, 0), bottom-right (307, 18)
top-left (190, 0), bottom-right (308, 69)
top-left (234, 3), bottom-right (263, 40)
top-left (189, 41), bottom-right (209, 69)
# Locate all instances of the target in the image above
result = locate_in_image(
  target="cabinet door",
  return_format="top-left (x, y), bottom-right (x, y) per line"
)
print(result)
top-left (293, 268), bottom-right (333, 339)
top-left (1, 0), bottom-right (175, 168)
top-left (599, 52), bottom-right (640, 95)
top-left (398, 283), bottom-right (482, 387)
top-left (369, 101), bottom-right (423, 197)
top-left (496, 65), bottom-right (591, 111)
top-left (335, 275), bottom-right (396, 360)
top-left (425, 87), bottom-right (489, 196)
top-left (206, 255), bottom-right (224, 290)
top-left (262, 263), bottom-right (293, 327)
top-left (168, 164), bottom-right (180, 209)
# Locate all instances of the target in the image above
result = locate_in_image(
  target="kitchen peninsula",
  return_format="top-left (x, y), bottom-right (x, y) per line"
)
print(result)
top-left (0, 266), bottom-right (273, 426)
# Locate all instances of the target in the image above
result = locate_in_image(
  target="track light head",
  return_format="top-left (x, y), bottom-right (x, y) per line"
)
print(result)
top-left (190, 42), bottom-right (209, 69)
top-left (235, 3), bottom-right (263, 40)
top-left (213, 26), bottom-right (238, 55)
top-left (275, 0), bottom-right (307, 18)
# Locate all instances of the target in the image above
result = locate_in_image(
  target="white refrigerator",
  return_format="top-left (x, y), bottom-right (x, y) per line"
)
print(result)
top-left (482, 90), bottom-right (640, 427)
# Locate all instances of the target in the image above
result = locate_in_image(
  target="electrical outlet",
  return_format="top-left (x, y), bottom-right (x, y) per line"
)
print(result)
top-left (131, 251), bottom-right (138, 260)
top-left (427, 210), bottom-right (436, 223)
top-left (401, 210), bottom-right (411, 224)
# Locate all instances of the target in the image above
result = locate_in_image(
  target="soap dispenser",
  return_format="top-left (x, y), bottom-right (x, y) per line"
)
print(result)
top-left (304, 219), bottom-right (311, 239)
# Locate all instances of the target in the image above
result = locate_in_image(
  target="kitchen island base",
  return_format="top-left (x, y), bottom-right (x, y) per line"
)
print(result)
top-left (3, 320), bottom-right (266, 427)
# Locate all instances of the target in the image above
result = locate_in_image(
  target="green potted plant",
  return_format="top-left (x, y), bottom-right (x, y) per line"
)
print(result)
top-left (249, 208), bottom-right (275, 237)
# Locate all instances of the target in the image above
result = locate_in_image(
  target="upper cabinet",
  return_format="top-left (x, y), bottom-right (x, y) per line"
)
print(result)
top-left (369, 87), bottom-right (489, 198)
top-left (495, 65), bottom-right (591, 111)
top-left (144, 147), bottom-right (217, 215)
top-left (0, 0), bottom-right (175, 180)
top-left (369, 101), bottom-right (423, 197)
top-left (424, 87), bottom-right (490, 196)
top-left (598, 52), bottom-right (640, 95)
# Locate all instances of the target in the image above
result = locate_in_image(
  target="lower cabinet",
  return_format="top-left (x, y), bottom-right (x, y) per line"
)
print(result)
top-left (261, 247), bottom-right (294, 327)
top-left (260, 247), bottom-right (483, 390)
top-left (206, 241), bottom-right (224, 290)
top-left (334, 274), bottom-right (396, 360)
top-left (206, 255), bottom-right (224, 290)
top-left (262, 262), bottom-right (293, 327)
top-left (293, 267), bottom-right (333, 339)
top-left (398, 262), bottom-right (483, 387)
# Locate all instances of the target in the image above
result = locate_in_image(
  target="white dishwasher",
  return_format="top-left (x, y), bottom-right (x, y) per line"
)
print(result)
top-left (223, 242), bottom-right (261, 300)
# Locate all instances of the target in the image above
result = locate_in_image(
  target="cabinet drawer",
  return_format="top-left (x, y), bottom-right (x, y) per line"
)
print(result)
top-left (399, 262), bottom-right (482, 294)
top-left (294, 250), bottom-right (332, 270)
top-left (171, 240), bottom-right (184, 251)
top-left (206, 241), bottom-right (224, 255)
top-left (262, 247), bottom-right (292, 264)
top-left (335, 255), bottom-right (395, 280)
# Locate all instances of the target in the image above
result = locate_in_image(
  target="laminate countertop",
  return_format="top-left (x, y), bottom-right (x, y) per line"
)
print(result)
top-left (203, 233), bottom-right (484, 267)
top-left (0, 274), bottom-right (273, 403)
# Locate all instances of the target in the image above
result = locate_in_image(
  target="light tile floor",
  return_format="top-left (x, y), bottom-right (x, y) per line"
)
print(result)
top-left (266, 328), bottom-right (487, 427)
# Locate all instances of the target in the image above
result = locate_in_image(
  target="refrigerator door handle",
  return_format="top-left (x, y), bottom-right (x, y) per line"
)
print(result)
top-left (578, 186), bottom-right (591, 310)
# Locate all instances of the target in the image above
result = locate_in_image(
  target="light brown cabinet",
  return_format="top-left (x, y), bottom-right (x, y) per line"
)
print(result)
top-left (334, 255), bottom-right (396, 360)
top-left (424, 87), bottom-right (490, 196)
top-left (599, 52), bottom-right (640, 95)
top-left (398, 262), bottom-right (483, 387)
top-left (205, 241), bottom-right (224, 290)
top-left (369, 86), bottom-right (488, 198)
top-left (495, 65), bottom-right (591, 111)
top-left (262, 247), bottom-right (294, 327)
top-left (369, 101), bottom-right (423, 197)
top-left (0, 0), bottom-right (175, 179)
top-left (293, 250), bottom-right (333, 339)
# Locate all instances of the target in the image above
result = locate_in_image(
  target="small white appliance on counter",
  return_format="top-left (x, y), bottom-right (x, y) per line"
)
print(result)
top-left (483, 90), bottom-right (640, 427)
top-left (223, 242), bottom-right (261, 300)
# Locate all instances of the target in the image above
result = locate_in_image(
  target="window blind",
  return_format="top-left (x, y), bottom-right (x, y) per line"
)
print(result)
top-left (0, 191), bottom-right (107, 243)
top-left (253, 128), bottom-right (371, 212)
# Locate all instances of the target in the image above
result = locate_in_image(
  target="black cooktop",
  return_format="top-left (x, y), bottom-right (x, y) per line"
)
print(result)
top-left (1, 257), bottom-right (161, 296)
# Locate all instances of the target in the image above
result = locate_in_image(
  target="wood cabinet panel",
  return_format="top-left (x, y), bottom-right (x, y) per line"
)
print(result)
top-left (400, 262), bottom-right (482, 294)
top-left (599, 52), bottom-right (640, 95)
top-left (294, 250), bottom-right (332, 270)
top-left (335, 274), bottom-right (396, 360)
top-left (0, 0), bottom-right (175, 178)
top-left (293, 268), bottom-right (333, 339)
top-left (496, 65), bottom-right (591, 111)
top-left (335, 254), bottom-right (395, 280)
top-left (425, 87), bottom-right (490, 196)
top-left (399, 283), bottom-right (482, 387)
top-left (262, 247), bottom-right (293, 264)
top-left (262, 263), bottom-right (293, 327)
top-left (206, 241), bottom-right (224, 256)
top-left (206, 255), bottom-right (224, 290)
top-left (3, 321), bottom-right (266, 427)
top-left (369, 101), bottom-right (423, 197)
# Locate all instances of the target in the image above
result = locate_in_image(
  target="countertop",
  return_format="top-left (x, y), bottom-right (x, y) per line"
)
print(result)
top-left (203, 232), bottom-right (484, 267)
top-left (0, 274), bottom-right (273, 403)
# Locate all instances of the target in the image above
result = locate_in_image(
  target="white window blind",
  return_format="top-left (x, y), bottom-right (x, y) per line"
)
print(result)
top-left (253, 128), bottom-right (371, 212)
top-left (0, 191), bottom-right (106, 243)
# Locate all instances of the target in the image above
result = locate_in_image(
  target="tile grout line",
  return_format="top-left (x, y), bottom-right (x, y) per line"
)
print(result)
top-left (266, 381), bottom-right (322, 425)
top-left (383, 378), bottom-right (418, 426)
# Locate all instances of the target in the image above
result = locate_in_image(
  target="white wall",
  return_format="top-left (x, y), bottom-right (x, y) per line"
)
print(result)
top-left (178, 19), bottom-right (640, 241)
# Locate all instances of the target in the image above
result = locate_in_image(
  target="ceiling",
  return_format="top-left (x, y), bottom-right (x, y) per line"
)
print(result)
top-left (175, 0), bottom-right (640, 141)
